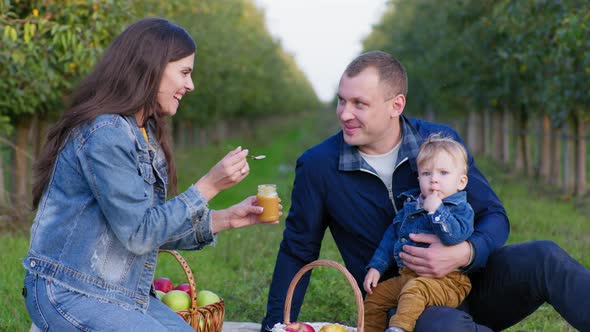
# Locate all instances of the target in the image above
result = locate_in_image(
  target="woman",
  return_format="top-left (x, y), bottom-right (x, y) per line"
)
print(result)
top-left (23, 18), bottom-right (278, 331)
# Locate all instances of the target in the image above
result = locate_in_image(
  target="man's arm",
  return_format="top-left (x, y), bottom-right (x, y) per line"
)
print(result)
top-left (400, 128), bottom-right (509, 275)
top-left (461, 152), bottom-right (510, 271)
top-left (260, 155), bottom-right (328, 331)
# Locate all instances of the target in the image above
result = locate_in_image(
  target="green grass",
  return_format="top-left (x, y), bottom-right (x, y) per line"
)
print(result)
top-left (1, 110), bottom-right (588, 331)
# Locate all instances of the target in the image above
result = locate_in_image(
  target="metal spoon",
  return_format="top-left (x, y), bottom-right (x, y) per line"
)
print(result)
top-left (250, 155), bottom-right (266, 160)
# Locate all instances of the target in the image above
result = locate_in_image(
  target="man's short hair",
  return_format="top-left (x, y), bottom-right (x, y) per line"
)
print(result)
top-left (344, 50), bottom-right (408, 97)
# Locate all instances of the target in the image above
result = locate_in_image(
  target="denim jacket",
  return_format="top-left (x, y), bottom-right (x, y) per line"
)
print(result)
top-left (367, 189), bottom-right (474, 272)
top-left (23, 114), bottom-right (215, 312)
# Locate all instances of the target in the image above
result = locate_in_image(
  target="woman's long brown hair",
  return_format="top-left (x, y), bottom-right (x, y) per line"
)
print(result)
top-left (32, 18), bottom-right (196, 208)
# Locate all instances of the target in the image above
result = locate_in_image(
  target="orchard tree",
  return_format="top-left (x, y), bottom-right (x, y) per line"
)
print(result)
top-left (0, 0), bottom-right (131, 220)
top-left (136, 0), bottom-right (320, 145)
top-left (548, 2), bottom-right (590, 196)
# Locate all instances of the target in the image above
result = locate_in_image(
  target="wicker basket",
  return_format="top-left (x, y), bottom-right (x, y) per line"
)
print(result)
top-left (281, 259), bottom-right (364, 332)
top-left (158, 250), bottom-right (225, 332)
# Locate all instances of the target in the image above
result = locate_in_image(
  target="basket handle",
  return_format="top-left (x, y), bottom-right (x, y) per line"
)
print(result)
top-left (158, 250), bottom-right (198, 310)
top-left (283, 259), bottom-right (364, 332)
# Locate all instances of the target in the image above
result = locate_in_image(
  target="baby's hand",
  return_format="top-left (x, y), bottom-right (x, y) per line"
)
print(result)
top-left (423, 191), bottom-right (443, 213)
top-left (363, 268), bottom-right (381, 294)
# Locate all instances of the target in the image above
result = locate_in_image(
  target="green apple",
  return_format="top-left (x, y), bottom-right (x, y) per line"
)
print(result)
top-left (196, 290), bottom-right (220, 306)
top-left (162, 290), bottom-right (191, 311)
top-left (155, 290), bottom-right (166, 300)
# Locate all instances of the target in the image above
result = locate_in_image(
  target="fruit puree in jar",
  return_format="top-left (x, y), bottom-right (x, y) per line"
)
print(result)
top-left (257, 184), bottom-right (279, 222)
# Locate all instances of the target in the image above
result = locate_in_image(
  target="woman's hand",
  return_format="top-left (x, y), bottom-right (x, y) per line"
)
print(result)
top-left (195, 146), bottom-right (250, 201)
top-left (210, 196), bottom-right (282, 234)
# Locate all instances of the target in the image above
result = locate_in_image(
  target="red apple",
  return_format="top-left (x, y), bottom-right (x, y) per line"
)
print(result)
top-left (153, 277), bottom-right (174, 293)
top-left (285, 322), bottom-right (315, 332)
top-left (162, 290), bottom-right (191, 311)
top-left (174, 283), bottom-right (192, 297)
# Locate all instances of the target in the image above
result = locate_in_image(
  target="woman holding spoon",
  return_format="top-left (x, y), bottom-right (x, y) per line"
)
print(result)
top-left (23, 18), bottom-right (280, 332)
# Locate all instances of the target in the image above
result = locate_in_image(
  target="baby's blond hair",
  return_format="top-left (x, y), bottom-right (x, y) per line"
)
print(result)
top-left (417, 134), bottom-right (468, 174)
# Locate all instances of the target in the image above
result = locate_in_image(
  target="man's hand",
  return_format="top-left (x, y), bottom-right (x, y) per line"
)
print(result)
top-left (399, 233), bottom-right (471, 278)
top-left (363, 268), bottom-right (381, 294)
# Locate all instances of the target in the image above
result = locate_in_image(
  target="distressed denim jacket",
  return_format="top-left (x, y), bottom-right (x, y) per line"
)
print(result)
top-left (23, 114), bottom-right (215, 312)
top-left (368, 189), bottom-right (474, 272)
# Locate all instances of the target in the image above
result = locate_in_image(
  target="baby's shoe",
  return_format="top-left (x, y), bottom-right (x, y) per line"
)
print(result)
top-left (385, 327), bottom-right (406, 332)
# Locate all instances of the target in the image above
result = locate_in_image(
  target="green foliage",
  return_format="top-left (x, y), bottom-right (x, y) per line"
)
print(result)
top-left (0, 0), bottom-right (320, 141)
top-left (134, 0), bottom-right (320, 125)
top-left (0, 0), bottom-right (132, 126)
top-left (362, 0), bottom-right (589, 124)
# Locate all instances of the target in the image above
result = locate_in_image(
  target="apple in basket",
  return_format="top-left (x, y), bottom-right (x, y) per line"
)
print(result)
top-left (318, 324), bottom-right (346, 332)
top-left (153, 277), bottom-right (174, 293)
top-left (285, 322), bottom-right (315, 332)
top-left (162, 290), bottom-right (191, 311)
top-left (155, 290), bottom-right (166, 300)
top-left (196, 290), bottom-right (221, 306)
top-left (174, 283), bottom-right (192, 297)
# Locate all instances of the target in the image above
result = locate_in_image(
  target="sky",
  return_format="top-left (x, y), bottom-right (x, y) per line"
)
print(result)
top-left (253, 0), bottom-right (388, 102)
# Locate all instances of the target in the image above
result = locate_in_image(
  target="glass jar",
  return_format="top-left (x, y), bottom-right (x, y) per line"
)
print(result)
top-left (256, 184), bottom-right (279, 222)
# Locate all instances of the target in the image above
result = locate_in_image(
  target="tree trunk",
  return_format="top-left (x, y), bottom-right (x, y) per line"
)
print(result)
top-left (13, 116), bottom-right (33, 222)
top-left (483, 110), bottom-right (491, 157)
top-left (213, 120), bottom-right (228, 144)
top-left (539, 114), bottom-right (551, 182)
top-left (424, 106), bottom-right (435, 123)
top-left (187, 122), bottom-right (195, 146)
top-left (563, 123), bottom-right (575, 195)
top-left (466, 111), bottom-right (479, 154)
top-left (502, 109), bottom-right (511, 166)
top-left (514, 113), bottom-right (524, 173)
top-left (456, 117), bottom-right (465, 137)
top-left (514, 111), bottom-right (533, 176)
top-left (32, 113), bottom-right (49, 159)
top-left (475, 112), bottom-right (483, 155)
top-left (522, 113), bottom-right (532, 177)
top-left (550, 126), bottom-right (562, 187)
top-left (199, 127), bottom-right (209, 146)
top-left (492, 111), bottom-right (502, 162)
top-left (574, 114), bottom-right (587, 197)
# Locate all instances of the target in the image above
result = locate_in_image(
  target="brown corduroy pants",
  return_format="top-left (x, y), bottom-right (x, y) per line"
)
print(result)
top-left (364, 268), bottom-right (471, 332)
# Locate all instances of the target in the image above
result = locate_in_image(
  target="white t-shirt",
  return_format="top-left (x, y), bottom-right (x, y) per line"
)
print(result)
top-left (359, 142), bottom-right (401, 190)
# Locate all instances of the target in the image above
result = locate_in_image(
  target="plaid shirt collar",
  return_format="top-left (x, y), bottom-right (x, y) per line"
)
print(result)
top-left (338, 115), bottom-right (422, 172)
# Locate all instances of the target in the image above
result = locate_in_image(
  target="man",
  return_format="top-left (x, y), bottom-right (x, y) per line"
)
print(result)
top-left (260, 51), bottom-right (590, 331)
